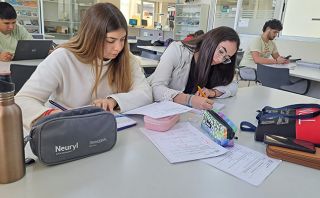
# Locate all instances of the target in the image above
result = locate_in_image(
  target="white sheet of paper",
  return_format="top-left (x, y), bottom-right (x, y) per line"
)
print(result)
top-left (140, 122), bottom-right (228, 163)
top-left (124, 101), bottom-right (192, 118)
top-left (203, 144), bottom-right (281, 186)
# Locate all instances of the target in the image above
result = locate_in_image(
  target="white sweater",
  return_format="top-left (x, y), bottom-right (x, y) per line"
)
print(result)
top-left (148, 42), bottom-right (238, 102)
top-left (15, 48), bottom-right (152, 130)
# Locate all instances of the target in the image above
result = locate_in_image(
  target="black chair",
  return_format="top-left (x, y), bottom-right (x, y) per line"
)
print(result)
top-left (137, 39), bottom-right (152, 46)
top-left (10, 64), bottom-right (37, 94)
top-left (141, 51), bottom-right (161, 61)
top-left (256, 64), bottom-right (310, 95)
top-left (130, 39), bottom-right (152, 56)
top-left (236, 51), bottom-right (258, 86)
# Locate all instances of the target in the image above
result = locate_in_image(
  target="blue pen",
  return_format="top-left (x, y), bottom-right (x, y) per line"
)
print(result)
top-left (48, 100), bottom-right (68, 111)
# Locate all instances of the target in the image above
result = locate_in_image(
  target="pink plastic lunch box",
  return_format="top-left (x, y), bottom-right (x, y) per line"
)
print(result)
top-left (144, 115), bottom-right (180, 132)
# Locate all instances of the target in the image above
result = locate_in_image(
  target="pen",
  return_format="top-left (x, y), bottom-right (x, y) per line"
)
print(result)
top-left (197, 85), bottom-right (207, 98)
top-left (49, 100), bottom-right (68, 111)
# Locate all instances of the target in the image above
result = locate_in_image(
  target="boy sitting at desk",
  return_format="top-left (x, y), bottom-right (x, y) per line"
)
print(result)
top-left (0, 2), bottom-right (32, 62)
top-left (240, 19), bottom-right (289, 68)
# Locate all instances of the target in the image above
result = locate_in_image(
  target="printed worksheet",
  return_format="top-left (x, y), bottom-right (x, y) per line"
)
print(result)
top-left (140, 122), bottom-right (228, 163)
top-left (124, 101), bottom-right (192, 118)
top-left (203, 144), bottom-right (281, 186)
top-left (191, 102), bottom-right (225, 115)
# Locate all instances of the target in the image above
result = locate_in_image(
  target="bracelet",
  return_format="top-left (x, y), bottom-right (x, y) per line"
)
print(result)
top-left (187, 94), bottom-right (193, 107)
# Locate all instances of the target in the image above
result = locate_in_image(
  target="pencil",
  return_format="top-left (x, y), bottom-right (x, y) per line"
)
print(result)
top-left (197, 85), bottom-right (207, 98)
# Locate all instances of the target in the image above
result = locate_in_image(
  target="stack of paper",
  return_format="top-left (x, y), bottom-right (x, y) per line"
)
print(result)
top-left (124, 101), bottom-right (192, 118)
top-left (140, 122), bottom-right (228, 163)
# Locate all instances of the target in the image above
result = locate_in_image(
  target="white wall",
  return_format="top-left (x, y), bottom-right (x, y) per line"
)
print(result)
top-left (239, 34), bottom-right (320, 63)
top-left (282, 0), bottom-right (320, 38)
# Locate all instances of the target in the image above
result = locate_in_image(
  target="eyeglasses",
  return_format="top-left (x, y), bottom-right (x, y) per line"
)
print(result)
top-left (217, 47), bottom-right (231, 64)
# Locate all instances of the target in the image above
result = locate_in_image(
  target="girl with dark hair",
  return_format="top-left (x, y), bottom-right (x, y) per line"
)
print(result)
top-left (16, 3), bottom-right (152, 130)
top-left (149, 26), bottom-right (240, 110)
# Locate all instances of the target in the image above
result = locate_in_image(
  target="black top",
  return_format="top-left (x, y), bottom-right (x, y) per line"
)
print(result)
top-left (184, 57), bottom-right (196, 94)
top-left (184, 57), bottom-right (216, 94)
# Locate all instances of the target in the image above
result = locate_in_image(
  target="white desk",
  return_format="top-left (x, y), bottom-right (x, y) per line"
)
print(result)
top-left (266, 63), bottom-right (320, 82)
top-left (0, 56), bottom-right (158, 73)
top-left (290, 65), bottom-right (320, 82)
top-left (0, 60), bottom-right (42, 73)
top-left (137, 45), bottom-right (166, 54)
top-left (263, 63), bottom-right (320, 98)
top-left (1, 86), bottom-right (320, 198)
top-left (135, 56), bottom-right (159, 68)
top-left (128, 39), bottom-right (137, 44)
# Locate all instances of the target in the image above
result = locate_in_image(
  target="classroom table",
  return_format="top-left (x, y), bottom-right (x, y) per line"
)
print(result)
top-left (0, 56), bottom-right (158, 72)
top-left (1, 86), bottom-right (319, 198)
top-left (290, 65), bottom-right (320, 82)
top-left (262, 63), bottom-right (320, 98)
top-left (135, 55), bottom-right (159, 68)
top-left (128, 39), bottom-right (137, 44)
top-left (288, 64), bottom-right (320, 98)
top-left (137, 45), bottom-right (166, 54)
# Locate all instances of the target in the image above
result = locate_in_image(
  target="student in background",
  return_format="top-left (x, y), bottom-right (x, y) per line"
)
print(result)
top-left (0, 2), bottom-right (32, 61)
top-left (16, 3), bottom-right (152, 130)
top-left (183, 30), bottom-right (204, 42)
top-left (148, 26), bottom-right (240, 110)
top-left (240, 19), bottom-right (289, 68)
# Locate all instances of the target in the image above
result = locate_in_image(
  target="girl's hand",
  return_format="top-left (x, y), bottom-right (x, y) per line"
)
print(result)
top-left (195, 87), bottom-right (219, 98)
top-left (191, 95), bottom-right (214, 110)
top-left (92, 97), bottom-right (118, 112)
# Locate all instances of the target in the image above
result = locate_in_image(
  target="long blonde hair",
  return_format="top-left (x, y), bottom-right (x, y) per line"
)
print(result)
top-left (60, 3), bottom-right (132, 97)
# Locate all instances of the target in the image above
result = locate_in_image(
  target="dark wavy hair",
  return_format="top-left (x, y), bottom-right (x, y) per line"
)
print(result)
top-left (182, 26), bottom-right (240, 89)
top-left (262, 19), bottom-right (283, 32)
top-left (0, 2), bottom-right (17, 19)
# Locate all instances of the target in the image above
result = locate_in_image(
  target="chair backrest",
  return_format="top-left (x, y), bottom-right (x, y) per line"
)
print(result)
top-left (236, 51), bottom-right (244, 67)
top-left (141, 51), bottom-right (161, 61)
top-left (256, 64), bottom-right (290, 89)
top-left (10, 64), bottom-right (37, 94)
top-left (137, 39), bottom-right (152, 46)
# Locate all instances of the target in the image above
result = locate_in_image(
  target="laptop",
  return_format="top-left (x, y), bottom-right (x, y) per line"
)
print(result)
top-left (12, 40), bottom-right (53, 61)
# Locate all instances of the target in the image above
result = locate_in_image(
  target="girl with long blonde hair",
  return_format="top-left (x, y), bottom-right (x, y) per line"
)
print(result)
top-left (16, 3), bottom-right (152, 130)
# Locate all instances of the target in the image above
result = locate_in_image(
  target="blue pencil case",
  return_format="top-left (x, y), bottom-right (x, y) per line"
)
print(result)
top-left (201, 110), bottom-right (237, 147)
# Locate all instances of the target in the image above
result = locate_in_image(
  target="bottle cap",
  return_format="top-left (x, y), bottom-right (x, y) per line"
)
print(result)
top-left (0, 73), bottom-right (15, 93)
top-left (0, 72), bottom-right (11, 82)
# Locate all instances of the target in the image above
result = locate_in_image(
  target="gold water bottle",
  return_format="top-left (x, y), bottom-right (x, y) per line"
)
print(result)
top-left (0, 73), bottom-right (25, 184)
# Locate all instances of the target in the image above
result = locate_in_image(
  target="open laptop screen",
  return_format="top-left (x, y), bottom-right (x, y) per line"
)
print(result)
top-left (12, 40), bottom-right (53, 61)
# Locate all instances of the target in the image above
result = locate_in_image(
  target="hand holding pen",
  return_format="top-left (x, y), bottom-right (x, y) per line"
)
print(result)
top-left (188, 86), bottom-right (213, 110)
top-left (197, 86), bottom-right (208, 98)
